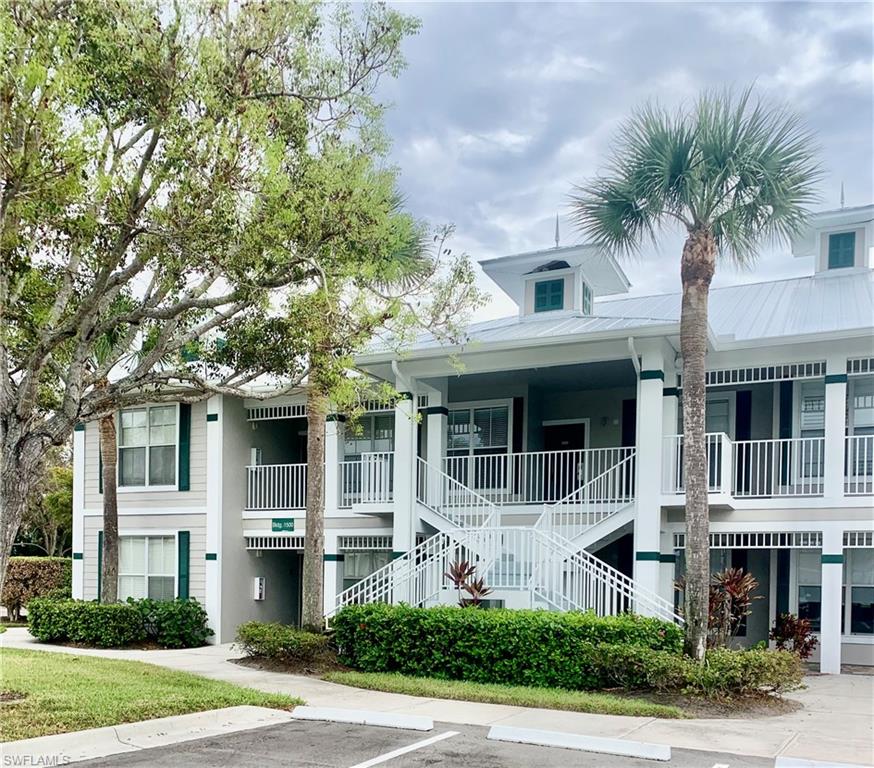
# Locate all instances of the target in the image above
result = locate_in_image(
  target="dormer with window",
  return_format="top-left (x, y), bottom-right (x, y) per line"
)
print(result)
top-left (480, 244), bottom-right (630, 318)
top-left (791, 204), bottom-right (873, 275)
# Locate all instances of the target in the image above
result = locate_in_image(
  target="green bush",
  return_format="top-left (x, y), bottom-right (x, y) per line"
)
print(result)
top-left (136, 599), bottom-right (213, 648)
top-left (332, 604), bottom-right (682, 690)
top-left (236, 621), bottom-right (330, 663)
top-left (688, 647), bottom-right (804, 696)
top-left (27, 597), bottom-right (213, 648)
top-left (27, 599), bottom-right (145, 647)
top-left (332, 604), bottom-right (801, 697)
top-left (2, 557), bottom-right (72, 620)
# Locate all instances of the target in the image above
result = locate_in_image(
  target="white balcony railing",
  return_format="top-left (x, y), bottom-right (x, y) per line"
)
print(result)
top-left (245, 463), bottom-right (307, 510)
top-left (846, 435), bottom-right (874, 495)
top-left (338, 451), bottom-right (394, 507)
top-left (662, 433), bottom-right (731, 494)
top-left (732, 437), bottom-right (825, 498)
top-left (441, 447), bottom-right (634, 505)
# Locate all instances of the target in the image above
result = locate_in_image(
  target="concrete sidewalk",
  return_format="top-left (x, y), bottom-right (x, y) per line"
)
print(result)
top-left (3, 627), bottom-right (872, 765)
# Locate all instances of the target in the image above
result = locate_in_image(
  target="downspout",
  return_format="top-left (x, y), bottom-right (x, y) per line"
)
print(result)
top-left (627, 336), bottom-right (640, 376)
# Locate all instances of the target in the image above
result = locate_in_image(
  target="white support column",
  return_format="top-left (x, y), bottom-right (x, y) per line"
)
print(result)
top-left (823, 355), bottom-right (848, 501)
top-left (634, 342), bottom-right (666, 607)
top-left (323, 531), bottom-right (341, 612)
top-left (71, 424), bottom-right (86, 599)
top-left (205, 395), bottom-right (223, 643)
top-left (819, 524), bottom-right (845, 674)
top-left (324, 417), bottom-right (343, 514)
top-left (392, 374), bottom-right (417, 558)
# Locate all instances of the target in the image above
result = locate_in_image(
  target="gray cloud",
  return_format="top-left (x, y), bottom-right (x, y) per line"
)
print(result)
top-left (378, 2), bottom-right (874, 319)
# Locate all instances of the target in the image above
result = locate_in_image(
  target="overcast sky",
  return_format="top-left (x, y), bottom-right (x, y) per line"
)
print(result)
top-left (376, 1), bottom-right (874, 320)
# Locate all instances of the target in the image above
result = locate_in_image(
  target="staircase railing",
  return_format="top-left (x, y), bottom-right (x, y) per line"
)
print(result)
top-left (416, 456), bottom-right (499, 529)
top-left (527, 528), bottom-right (683, 624)
top-left (538, 451), bottom-right (636, 539)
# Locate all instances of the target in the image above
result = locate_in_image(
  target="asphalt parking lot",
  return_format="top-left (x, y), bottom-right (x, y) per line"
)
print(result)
top-left (78, 719), bottom-right (775, 768)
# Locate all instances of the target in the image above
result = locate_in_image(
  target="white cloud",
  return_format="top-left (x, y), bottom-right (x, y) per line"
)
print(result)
top-left (457, 129), bottom-right (532, 154)
top-left (509, 51), bottom-right (604, 83)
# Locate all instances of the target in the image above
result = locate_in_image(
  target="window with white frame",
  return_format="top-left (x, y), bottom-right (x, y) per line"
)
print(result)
top-left (447, 406), bottom-right (509, 456)
top-left (342, 551), bottom-right (392, 591)
top-left (797, 549), bottom-right (822, 632)
top-left (118, 535), bottom-right (176, 601)
top-left (343, 413), bottom-right (394, 458)
top-left (847, 549), bottom-right (874, 635)
top-left (850, 377), bottom-right (874, 436)
top-left (118, 405), bottom-right (177, 487)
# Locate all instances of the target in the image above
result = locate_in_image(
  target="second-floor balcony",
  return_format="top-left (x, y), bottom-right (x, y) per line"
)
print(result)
top-left (243, 434), bottom-right (873, 512)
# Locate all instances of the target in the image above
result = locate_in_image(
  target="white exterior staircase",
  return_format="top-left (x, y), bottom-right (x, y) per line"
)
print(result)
top-left (329, 450), bottom-right (682, 624)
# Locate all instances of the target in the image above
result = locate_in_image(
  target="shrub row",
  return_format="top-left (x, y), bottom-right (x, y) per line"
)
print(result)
top-left (594, 643), bottom-right (803, 696)
top-left (332, 604), bottom-right (802, 696)
top-left (332, 604), bottom-right (682, 690)
top-left (2, 557), bottom-right (72, 621)
top-left (27, 598), bottom-right (212, 648)
top-left (236, 621), bottom-right (330, 663)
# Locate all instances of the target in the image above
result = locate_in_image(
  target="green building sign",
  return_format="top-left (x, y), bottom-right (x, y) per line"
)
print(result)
top-left (271, 518), bottom-right (295, 532)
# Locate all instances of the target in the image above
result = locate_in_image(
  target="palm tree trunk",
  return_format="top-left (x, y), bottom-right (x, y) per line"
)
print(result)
top-left (99, 413), bottom-right (119, 603)
top-left (301, 385), bottom-right (327, 632)
top-left (680, 227), bottom-right (716, 661)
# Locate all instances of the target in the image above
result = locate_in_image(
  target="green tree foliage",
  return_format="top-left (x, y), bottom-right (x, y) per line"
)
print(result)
top-left (0, 0), bottom-right (425, 590)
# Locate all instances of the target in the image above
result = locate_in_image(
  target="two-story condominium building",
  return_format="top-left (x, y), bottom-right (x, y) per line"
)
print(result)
top-left (71, 205), bottom-right (874, 673)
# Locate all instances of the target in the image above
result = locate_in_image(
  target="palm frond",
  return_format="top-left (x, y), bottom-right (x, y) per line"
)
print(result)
top-left (570, 85), bottom-right (822, 264)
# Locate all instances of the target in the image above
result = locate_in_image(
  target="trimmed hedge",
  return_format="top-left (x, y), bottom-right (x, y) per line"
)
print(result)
top-left (236, 621), bottom-right (330, 663)
top-left (136, 598), bottom-right (213, 648)
top-left (27, 597), bottom-right (212, 648)
top-left (28, 599), bottom-right (145, 647)
top-left (2, 557), bottom-right (72, 621)
top-left (594, 644), bottom-right (804, 696)
top-left (332, 604), bottom-right (803, 696)
top-left (332, 604), bottom-right (682, 690)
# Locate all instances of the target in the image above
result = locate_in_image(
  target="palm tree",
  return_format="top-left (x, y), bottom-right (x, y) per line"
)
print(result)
top-left (570, 88), bottom-right (820, 660)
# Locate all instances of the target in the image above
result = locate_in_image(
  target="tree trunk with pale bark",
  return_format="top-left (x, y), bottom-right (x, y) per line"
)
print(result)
top-left (301, 386), bottom-right (327, 632)
top-left (99, 414), bottom-right (119, 603)
top-left (680, 227), bottom-right (716, 662)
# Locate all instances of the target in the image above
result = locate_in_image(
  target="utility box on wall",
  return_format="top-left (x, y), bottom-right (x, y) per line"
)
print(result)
top-left (253, 576), bottom-right (266, 601)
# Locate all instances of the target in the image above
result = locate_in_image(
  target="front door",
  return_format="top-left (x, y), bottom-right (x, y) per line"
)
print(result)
top-left (542, 422), bottom-right (587, 500)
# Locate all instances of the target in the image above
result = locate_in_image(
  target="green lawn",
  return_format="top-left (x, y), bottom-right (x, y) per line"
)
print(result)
top-left (324, 671), bottom-right (686, 719)
top-left (0, 648), bottom-right (303, 741)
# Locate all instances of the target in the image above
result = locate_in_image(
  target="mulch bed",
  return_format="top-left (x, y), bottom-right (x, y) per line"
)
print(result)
top-left (231, 654), bottom-right (350, 677)
top-left (613, 688), bottom-right (801, 719)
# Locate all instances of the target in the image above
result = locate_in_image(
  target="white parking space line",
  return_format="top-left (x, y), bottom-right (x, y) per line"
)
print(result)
top-left (347, 730), bottom-right (461, 768)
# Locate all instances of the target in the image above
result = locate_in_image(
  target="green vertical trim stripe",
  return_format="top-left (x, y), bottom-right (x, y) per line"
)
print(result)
top-left (178, 403), bottom-right (191, 491)
top-left (640, 369), bottom-right (664, 381)
top-left (97, 531), bottom-right (103, 602)
top-left (824, 374), bottom-right (848, 385)
top-left (821, 554), bottom-right (844, 564)
top-left (205, 552), bottom-right (217, 561)
top-left (177, 531), bottom-right (190, 599)
top-left (635, 551), bottom-right (661, 561)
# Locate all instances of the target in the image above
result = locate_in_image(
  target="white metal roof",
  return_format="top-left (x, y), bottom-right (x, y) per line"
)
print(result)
top-left (597, 270), bottom-right (874, 342)
top-left (363, 269), bottom-right (873, 361)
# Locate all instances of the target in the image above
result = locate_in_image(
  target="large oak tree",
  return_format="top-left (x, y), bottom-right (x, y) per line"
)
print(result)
top-left (0, 0), bottom-right (420, 590)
